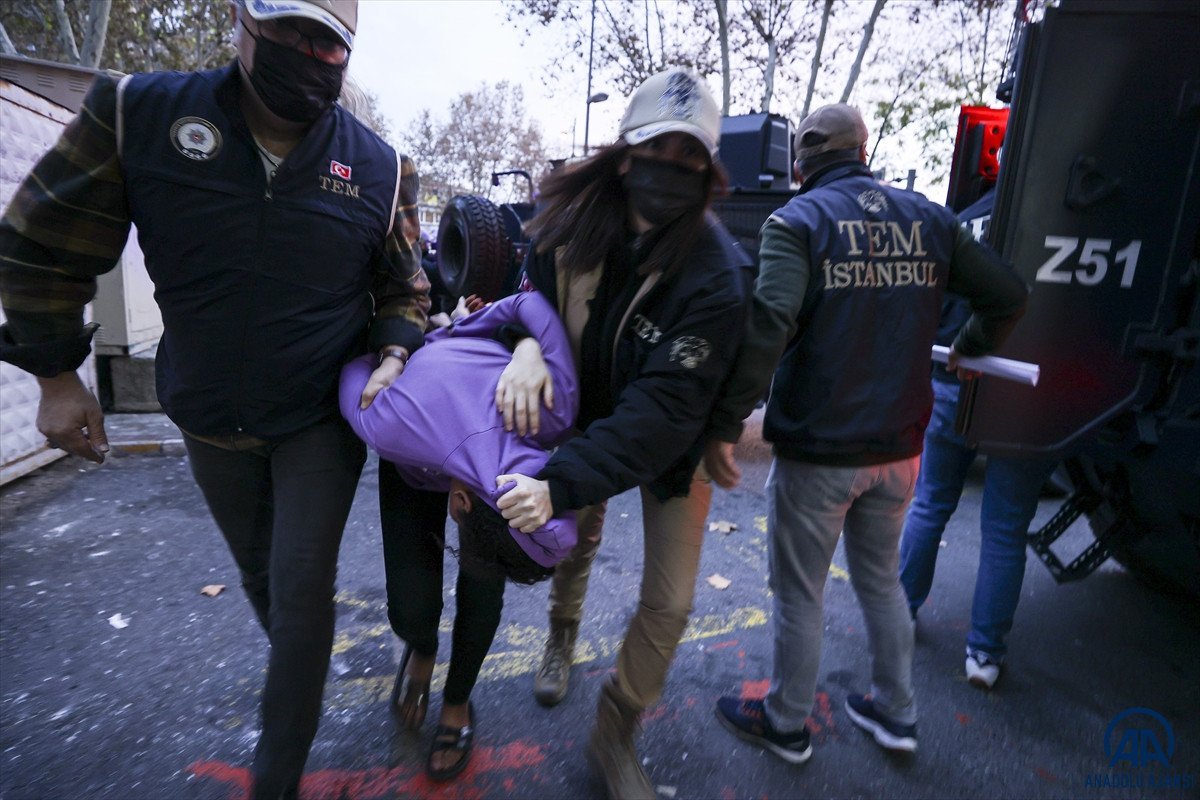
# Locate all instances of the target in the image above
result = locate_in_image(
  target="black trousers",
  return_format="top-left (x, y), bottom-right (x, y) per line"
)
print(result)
top-left (183, 416), bottom-right (366, 800)
top-left (378, 461), bottom-right (505, 705)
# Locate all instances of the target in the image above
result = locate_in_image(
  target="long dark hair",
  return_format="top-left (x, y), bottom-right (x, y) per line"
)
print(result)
top-left (453, 502), bottom-right (555, 585)
top-left (525, 141), bottom-right (729, 281)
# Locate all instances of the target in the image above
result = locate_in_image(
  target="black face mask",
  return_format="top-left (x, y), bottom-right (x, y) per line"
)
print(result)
top-left (622, 155), bottom-right (708, 227)
top-left (242, 22), bottom-right (345, 124)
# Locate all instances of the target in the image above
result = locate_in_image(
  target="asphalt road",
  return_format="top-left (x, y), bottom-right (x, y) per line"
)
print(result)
top-left (1, 416), bottom-right (1197, 800)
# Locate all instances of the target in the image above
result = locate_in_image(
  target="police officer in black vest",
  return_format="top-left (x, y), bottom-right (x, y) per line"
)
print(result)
top-left (0, 1), bottom-right (430, 796)
top-left (706, 104), bottom-right (1028, 763)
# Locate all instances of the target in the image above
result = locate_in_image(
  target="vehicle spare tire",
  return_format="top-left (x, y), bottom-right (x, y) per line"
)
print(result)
top-left (436, 195), bottom-right (510, 302)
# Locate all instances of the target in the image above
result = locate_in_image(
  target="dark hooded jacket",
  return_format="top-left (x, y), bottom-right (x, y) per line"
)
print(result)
top-left (522, 213), bottom-right (754, 511)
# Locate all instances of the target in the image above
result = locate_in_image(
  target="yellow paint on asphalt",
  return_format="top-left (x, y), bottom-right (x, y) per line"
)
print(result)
top-left (334, 591), bottom-right (374, 610)
top-left (829, 563), bottom-right (850, 582)
top-left (681, 606), bottom-right (767, 642)
top-left (325, 604), bottom-right (769, 710)
top-left (755, 515), bottom-right (767, 533)
top-left (332, 623), bottom-right (391, 656)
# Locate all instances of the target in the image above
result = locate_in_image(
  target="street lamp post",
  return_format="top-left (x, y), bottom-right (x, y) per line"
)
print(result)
top-left (583, 91), bottom-right (609, 156)
top-left (582, 0), bottom-right (609, 157)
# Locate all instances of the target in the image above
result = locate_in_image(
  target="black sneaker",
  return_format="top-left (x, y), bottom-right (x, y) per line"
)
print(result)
top-left (715, 695), bottom-right (812, 764)
top-left (844, 694), bottom-right (917, 752)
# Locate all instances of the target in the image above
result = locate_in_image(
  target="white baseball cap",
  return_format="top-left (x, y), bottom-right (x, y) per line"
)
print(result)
top-left (619, 68), bottom-right (722, 157)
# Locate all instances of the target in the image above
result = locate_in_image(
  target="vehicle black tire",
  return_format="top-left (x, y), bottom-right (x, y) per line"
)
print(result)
top-left (436, 195), bottom-right (510, 302)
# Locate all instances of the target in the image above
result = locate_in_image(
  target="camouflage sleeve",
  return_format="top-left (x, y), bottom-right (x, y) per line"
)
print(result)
top-left (0, 74), bottom-right (130, 376)
top-left (368, 153), bottom-right (431, 355)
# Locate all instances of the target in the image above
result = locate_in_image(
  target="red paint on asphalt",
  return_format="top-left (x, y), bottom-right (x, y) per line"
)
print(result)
top-left (709, 638), bottom-right (739, 651)
top-left (1035, 767), bottom-right (1059, 782)
top-left (955, 712), bottom-right (971, 725)
top-left (643, 704), bottom-right (671, 722)
top-left (190, 761), bottom-right (250, 800)
top-left (808, 692), bottom-right (835, 737)
top-left (720, 787), bottom-right (737, 800)
top-left (189, 741), bottom-right (547, 800)
top-left (740, 679), bottom-right (770, 699)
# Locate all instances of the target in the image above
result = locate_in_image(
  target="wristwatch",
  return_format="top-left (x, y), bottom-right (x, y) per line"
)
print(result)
top-left (378, 346), bottom-right (409, 366)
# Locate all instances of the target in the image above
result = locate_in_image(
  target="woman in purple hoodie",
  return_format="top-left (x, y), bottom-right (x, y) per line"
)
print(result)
top-left (339, 290), bottom-right (578, 780)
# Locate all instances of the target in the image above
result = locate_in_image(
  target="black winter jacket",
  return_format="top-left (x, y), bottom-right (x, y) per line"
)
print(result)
top-left (933, 189), bottom-right (997, 385)
top-left (524, 214), bottom-right (754, 511)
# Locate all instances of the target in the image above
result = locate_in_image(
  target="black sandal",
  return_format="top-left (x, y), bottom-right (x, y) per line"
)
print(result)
top-left (426, 702), bottom-right (475, 781)
top-left (390, 644), bottom-right (430, 732)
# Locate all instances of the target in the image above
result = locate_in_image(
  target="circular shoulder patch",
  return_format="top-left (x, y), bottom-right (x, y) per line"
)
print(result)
top-left (669, 335), bottom-right (712, 369)
top-left (170, 117), bottom-right (222, 161)
top-left (856, 189), bottom-right (888, 214)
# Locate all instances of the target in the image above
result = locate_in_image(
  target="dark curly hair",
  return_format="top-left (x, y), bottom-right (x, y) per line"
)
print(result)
top-left (453, 500), bottom-right (555, 585)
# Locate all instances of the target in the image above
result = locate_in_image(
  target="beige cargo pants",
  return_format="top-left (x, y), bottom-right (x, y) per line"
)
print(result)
top-left (546, 466), bottom-right (713, 710)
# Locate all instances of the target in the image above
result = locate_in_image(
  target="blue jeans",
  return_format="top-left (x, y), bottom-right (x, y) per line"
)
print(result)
top-left (899, 379), bottom-right (1054, 660)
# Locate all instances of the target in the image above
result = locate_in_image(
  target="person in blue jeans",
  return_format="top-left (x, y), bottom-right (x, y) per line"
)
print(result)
top-left (899, 188), bottom-right (1054, 689)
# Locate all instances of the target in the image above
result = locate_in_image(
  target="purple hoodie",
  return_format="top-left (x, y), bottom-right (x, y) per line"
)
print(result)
top-left (339, 292), bottom-right (579, 567)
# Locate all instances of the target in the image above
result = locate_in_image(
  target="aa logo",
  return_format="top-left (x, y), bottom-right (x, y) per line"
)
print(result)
top-left (1104, 707), bottom-right (1175, 769)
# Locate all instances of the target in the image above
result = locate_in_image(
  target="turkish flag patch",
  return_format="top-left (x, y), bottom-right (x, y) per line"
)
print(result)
top-left (330, 160), bottom-right (352, 180)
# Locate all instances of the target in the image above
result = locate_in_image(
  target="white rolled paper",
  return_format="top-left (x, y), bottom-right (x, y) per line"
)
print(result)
top-left (931, 345), bottom-right (1040, 386)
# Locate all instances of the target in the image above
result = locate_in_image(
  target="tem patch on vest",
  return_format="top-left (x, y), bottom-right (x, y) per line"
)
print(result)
top-left (669, 336), bottom-right (711, 369)
top-left (170, 117), bottom-right (222, 161)
top-left (857, 189), bottom-right (888, 214)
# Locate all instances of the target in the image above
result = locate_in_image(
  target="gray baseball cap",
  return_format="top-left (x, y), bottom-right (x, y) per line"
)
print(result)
top-left (242, 0), bottom-right (357, 48)
top-left (794, 103), bottom-right (868, 162)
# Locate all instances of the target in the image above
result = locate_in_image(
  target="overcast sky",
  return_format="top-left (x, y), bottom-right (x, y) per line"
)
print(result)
top-left (350, 0), bottom-right (625, 160)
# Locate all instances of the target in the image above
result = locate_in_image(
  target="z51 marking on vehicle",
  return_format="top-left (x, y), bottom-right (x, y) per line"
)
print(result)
top-left (1037, 236), bottom-right (1142, 288)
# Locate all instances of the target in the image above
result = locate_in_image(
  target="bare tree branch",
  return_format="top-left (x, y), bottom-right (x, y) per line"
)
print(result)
top-left (654, 0), bottom-right (665, 68)
top-left (0, 21), bottom-right (18, 56)
top-left (80, 0), bottom-right (113, 68)
top-left (742, 0), bottom-right (795, 113)
top-left (52, 0), bottom-right (81, 64)
top-left (644, 0), bottom-right (652, 72)
top-left (401, 82), bottom-right (551, 202)
top-left (839, 0), bottom-right (886, 104)
top-left (977, 1), bottom-right (993, 103)
top-left (868, 38), bottom-right (958, 166)
top-left (505, 0), bottom-right (715, 100)
top-left (802, 0), bottom-right (833, 118)
top-left (714, 0), bottom-right (730, 114)
top-left (762, 35), bottom-right (777, 111)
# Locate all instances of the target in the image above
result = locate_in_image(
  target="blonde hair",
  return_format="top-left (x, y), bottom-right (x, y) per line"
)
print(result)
top-left (337, 75), bottom-right (376, 131)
